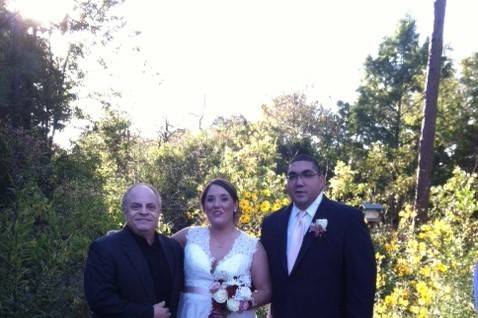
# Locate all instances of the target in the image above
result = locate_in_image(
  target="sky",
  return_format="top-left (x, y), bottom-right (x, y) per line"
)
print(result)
top-left (7, 0), bottom-right (478, 148)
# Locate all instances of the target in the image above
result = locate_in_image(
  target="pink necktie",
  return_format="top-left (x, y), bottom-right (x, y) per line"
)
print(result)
top-left (288, 210), bottom-right (306, 273)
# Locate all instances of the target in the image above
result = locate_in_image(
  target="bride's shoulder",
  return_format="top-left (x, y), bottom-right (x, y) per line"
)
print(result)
top-left (171, 226), bottom-right (207, 247)
top-left (237, 230), bottom-right (259, 251)
top-left (239, 230), bottom-right (258, 241)
top-left (185, 225), bottom-right (209, 241)
top-left (187, 225), bottom-right (208, 233)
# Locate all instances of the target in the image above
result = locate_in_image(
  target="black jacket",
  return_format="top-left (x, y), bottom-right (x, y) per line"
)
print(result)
top-left (260, 196), bottom-right (376, 318)
top-left (84, 228), bottom-right (183, 318)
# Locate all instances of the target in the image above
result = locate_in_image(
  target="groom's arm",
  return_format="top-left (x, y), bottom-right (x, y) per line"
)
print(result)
top-left (84, 240), bottom-right (154, 318)
top-left (344, 209), bottom-right (376, 318)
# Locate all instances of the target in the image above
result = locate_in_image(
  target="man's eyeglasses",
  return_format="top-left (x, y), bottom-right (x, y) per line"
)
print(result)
top-left (286, 171), bottom-right (319, 181)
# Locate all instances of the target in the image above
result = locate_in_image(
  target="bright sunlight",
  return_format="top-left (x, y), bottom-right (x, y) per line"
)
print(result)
top-left (7, 0), bottom-right (74, 25)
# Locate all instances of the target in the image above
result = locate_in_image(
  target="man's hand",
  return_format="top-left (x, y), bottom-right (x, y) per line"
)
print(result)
top-left (153, 301), bottom-right (171, 318)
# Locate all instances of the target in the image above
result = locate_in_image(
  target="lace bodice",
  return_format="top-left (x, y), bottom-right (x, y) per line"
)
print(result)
top-left (184, 226), bottom-right (258, 290)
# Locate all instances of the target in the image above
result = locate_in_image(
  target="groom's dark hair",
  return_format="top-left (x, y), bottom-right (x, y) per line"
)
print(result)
top-left (289, 154), bottom-right (324, 175)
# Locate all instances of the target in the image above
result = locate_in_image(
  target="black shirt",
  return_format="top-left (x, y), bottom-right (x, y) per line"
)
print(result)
top-left (127, 226), bottom-right (173, 306)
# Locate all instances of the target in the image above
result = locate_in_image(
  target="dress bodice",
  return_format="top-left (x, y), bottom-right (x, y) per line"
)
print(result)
top-left (184, 226), bottom-right (258, 290)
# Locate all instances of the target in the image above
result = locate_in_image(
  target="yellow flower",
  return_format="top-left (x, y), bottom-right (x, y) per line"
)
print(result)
top-left (272, 202), bottom-right (282, 211)
top-left (419, 266), bottom-right (431, 277)
top-left (417, 232), bottom-right (427, 239)
top-left (376, 273), bottom-right (384, 288)
top-left (435, 262), bottom-right (448, 273)
top-left (434, 219), bottom-right (451, 234)
top-left (384, 295), bottom-right (395, 306)
top-left (407, 239), bottom-right (418, 252)
top-left (397, 297), bottom-right (409, 307)
top-left (394, 287), bottom-right (409, 307)
top-left (282, 198), bottom-right (290, 206)
top-left (418, 242), bottom-right (427, 254)
top-left (421, 224), bottom-right (432, 232)
top-left (251, 192), bottom-right (258, 202)
top-left (261, 189), bottom-right (272, 197)
top-left (395, 259), bottom-right (412, 277)
top-left (410, 305), bottom-right (420, 314)
top-left (239, 199), bottom-right (250, 210)
top-left (260, 201), bottom-right (271, 213)
top-left (416, 281), bottom-right (433, 306)
top-left (417, 307), bottom-right (429, 318)
top-left (411, 254), bottom-right (422, 265)
top-left (240, 214), bottom-right (251, 224)
top-left (384, 243), bottom-right (394, 253)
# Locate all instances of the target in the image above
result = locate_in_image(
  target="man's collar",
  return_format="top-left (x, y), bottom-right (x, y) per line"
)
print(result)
top-left (126, 225), bottom-right (157, 246)
top-left (293, 192), bottom-right (324, 218)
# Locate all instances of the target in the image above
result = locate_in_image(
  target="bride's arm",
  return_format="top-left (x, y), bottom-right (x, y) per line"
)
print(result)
top-left (249, 241), bottom-right (272, 308)
top-left (171, 227), bottom-right (189, 248)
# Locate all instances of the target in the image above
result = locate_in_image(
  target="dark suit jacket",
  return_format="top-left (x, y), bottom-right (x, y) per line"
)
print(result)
top-left (260, 196), bottom-right (376, 318)
top-left (84, 228), bottom-right (184, 318)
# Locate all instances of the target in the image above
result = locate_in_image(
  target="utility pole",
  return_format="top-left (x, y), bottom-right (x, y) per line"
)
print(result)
top-left (414, 0), bottom-right (447, 221)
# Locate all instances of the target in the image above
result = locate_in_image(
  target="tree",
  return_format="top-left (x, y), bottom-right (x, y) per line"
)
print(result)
top-left (0, 0), bottom-right (127, 203)
top-left (0, 11), bottom-right (75, 144)
top-left (415, 0), bottom-right (447, 219)
top-left (0, 8), bottom-right (72, 203)
top-left (349, 17), bottom-right (429, 149)
top-left (261, 93), bottom-right (346, 175)
top-left (456, 53), bottom-right (478, 172)
top-left (0, 0), bottom-right (126, 145)
top-left (0, 2), bottom-right (131, 316)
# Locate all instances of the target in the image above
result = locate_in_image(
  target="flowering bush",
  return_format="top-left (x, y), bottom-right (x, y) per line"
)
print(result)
top-left (373, 168), bottom-right (478, 317)
top-left (238, 187), bottom-right (289, 236)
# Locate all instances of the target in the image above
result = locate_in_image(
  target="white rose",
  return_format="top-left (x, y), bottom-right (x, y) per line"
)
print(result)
top-left (235, 286), bottom-right (252, 300)
top-left (212, 288), bottom-right (228, 304)
top-left (226, 298), bottom-right (241, 312)
top-left (317, 219), bottom-right (328, 230)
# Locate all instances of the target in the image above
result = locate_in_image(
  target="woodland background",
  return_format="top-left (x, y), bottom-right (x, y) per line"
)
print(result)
top-left (0, 0), bottom-right (477, 317)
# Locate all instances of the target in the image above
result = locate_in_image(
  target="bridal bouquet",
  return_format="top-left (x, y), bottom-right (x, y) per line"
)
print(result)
top-left (209, 272), bottom-right (253, 317)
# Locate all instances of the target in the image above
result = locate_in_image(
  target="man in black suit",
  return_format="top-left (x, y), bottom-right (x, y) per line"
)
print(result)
top-left (84, 183), bottom-right (183, 318)
top-left (261, 154), bottom-right (376, 318)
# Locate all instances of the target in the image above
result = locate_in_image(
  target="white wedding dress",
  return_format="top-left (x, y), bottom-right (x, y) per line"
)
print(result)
top-left (177, 226), bottom-right (257, 318)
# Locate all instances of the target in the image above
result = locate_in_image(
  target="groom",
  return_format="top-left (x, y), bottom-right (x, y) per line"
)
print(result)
top-left (261, 154), bottom-right (376, 317)
top-left (84, 183), bottom-right (183, 318)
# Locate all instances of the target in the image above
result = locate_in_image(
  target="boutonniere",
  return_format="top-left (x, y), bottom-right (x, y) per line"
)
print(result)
top-left (309, 219), bottom-right (328, 237)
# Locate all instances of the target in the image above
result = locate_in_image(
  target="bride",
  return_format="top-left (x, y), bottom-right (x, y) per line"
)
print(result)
top-left (172, 178), bottom-right (271, 317)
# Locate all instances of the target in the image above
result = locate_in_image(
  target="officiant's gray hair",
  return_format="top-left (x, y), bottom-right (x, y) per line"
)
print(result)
top-left (121, 183), bottom-right (162, 214)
